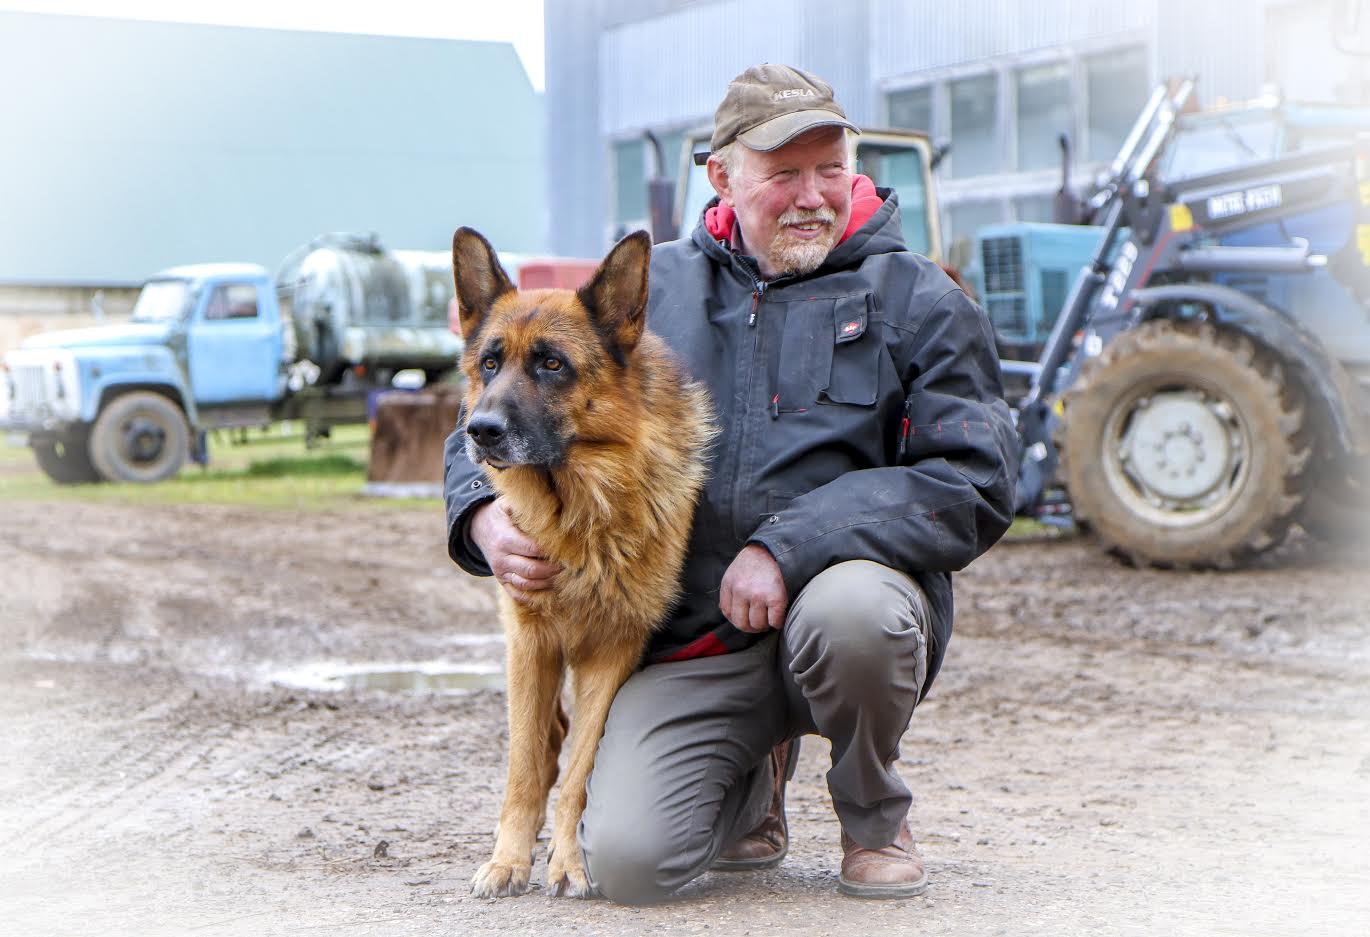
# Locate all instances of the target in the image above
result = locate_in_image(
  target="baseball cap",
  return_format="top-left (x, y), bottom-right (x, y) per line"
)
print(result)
top-left (711, 63), bottom-right (859, 152)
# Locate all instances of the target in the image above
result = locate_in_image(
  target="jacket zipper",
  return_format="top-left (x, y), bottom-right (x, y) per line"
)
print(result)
top-left (733, 268), bottom-right (767, 542)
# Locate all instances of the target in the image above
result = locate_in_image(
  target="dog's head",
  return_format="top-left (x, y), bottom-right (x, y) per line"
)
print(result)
top-left (452, 227), bottom-right (652, 470)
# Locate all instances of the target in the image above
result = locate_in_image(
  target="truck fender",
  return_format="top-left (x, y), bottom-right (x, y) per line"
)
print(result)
top-left (92, 379), bottom-right (197, 428)
top-left (1130, 283), bottom-right (1367, 458)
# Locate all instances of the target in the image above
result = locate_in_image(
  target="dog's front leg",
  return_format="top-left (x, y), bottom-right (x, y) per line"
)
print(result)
top-left (472, 627), bottom-right (563, 898)
top-left (546, 641), bottom-right (642, 899)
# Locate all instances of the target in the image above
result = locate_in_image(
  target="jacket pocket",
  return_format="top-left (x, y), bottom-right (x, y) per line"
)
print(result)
top-left (819, 293), bottom-right (879, 406)
top-left (775, 292), bottom-right (880, 411)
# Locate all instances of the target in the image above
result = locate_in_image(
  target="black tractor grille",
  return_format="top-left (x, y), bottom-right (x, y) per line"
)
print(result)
top-left (982, 236), bottom-right (1024, 294)
top-left (986, 296), bottom-right (1028, 336)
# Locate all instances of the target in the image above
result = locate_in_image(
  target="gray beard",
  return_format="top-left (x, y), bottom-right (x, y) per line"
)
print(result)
top-left (768, 236), bottom-right (834, 277)
top-left (765, 209), bottom-right (840, 277)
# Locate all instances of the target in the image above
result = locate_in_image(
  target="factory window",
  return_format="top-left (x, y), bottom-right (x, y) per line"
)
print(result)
top-left (1016, 61), bottom-right (1073, 171)
top-left (888, 86), bottom-right (933, 133)
top-left (1085, 46), bottom-right (1150, 162)
top-left (948, 73), bottom-right (999, 177)
top-left (613, 138), bottom-right (648, 231)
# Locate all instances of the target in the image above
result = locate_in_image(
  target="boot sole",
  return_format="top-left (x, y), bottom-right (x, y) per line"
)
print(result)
top-left (709, 839), bottom-right (788, 872)
top-left (837, 868), bottom-right (929, 899)
top-left (710, 739), bottom-right (800, 872)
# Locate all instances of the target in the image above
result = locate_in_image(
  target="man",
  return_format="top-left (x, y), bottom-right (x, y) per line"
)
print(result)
top-left (443, 64), bottom-right (1016, 902)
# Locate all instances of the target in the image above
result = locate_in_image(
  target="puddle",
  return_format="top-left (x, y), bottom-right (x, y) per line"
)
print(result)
top-left (268, 660), bottom-right (504, 695)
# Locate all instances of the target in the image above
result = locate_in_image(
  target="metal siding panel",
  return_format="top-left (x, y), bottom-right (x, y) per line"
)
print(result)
top-left (547, 0), bottom-right (609, 257)
top-left (598, 0), bottom-right (877, 130)
top-left (871, 0), bottom-right (1158, 79)
top-left (1155, 0), bottom-right (1282, 105)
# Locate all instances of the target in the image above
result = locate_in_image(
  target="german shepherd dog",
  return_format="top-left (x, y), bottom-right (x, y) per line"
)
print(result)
top-left (452, 228), bottom-right (713, 898)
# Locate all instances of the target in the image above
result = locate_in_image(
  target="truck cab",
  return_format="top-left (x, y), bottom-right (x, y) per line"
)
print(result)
top-left (3, 263), bottom-right (290, 483)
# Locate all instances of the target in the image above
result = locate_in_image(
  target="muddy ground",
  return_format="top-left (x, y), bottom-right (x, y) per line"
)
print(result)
top-left (1, 498), bottom-right (1367, 937)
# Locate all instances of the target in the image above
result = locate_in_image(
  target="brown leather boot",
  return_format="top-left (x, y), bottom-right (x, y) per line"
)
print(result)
top-left (838, 819), bottom-right (929, 898)
top-left (711, 739), bottom-right (796, 871)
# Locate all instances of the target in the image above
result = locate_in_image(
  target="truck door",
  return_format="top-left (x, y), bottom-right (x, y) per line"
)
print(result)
top-left (187, 282), bottom-right (282, 405)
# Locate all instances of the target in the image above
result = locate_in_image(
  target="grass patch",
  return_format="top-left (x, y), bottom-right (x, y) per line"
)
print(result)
top-left (0, 422), bottom-right (437, 511)
top-left (1005, 516), bottom-right (1077, 540)
top-left (243, 453), bottom-right (367, 478)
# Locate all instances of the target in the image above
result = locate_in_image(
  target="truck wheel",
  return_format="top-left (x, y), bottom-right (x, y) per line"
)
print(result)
top-left (88, 391), bottom-right (189, 483)
top-left (1060, 319), bottom-right (1310, 568)
top-left (33, 436), bottom-right (103, 484)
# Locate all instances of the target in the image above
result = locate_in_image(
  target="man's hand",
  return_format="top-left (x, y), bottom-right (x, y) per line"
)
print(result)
top-left (469, 498), bottom-right (562, 603)
top-left (720, 544), bottom-right (789, 633)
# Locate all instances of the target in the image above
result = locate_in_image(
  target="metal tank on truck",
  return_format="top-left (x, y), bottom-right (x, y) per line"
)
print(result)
top-left (275, 233), bottom-right (461, 386)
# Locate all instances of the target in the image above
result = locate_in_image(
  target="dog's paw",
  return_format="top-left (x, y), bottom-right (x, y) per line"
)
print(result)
top-left (546, 848), bottom-right (594, 899)
top-left (471, 859), bottom-right (531, 898)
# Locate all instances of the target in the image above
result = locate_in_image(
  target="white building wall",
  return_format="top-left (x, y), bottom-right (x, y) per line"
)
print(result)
top-left (0, 12), bottom-right (546, 285)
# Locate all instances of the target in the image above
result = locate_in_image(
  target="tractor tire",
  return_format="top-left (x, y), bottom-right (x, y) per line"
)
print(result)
top-left (1060, 320), bottom-right (1310, 568)
top-left (33, 435), bottom-right (103, 484)
top-left (88, 391), bottom-right (190, 483)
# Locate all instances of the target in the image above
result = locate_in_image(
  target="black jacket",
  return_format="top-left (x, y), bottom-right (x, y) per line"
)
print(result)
top-left (443, 188), bottom-right (1017, 696)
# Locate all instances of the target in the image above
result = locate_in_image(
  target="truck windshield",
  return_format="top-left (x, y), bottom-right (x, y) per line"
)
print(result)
top-left (132, 280), bottom-right (192, 322)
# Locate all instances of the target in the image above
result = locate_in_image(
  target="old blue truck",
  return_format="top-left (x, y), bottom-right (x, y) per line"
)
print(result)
top-left (3, 235), bottom-right (460, 483)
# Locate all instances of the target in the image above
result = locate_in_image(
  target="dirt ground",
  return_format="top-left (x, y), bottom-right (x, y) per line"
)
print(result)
top-left (1, 498), bottom-right (1367, 937)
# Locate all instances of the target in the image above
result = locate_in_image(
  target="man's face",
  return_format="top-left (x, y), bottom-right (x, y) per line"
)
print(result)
top-left (711, 127), bottom-right (852, 279)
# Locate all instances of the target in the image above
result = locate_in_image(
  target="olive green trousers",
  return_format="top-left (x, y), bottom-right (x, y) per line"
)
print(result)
top-left (578, 560), bottom-right (931, 904)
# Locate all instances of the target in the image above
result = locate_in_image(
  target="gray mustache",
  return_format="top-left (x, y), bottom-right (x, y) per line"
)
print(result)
top-left (778, 208), bottom-right (837, 226)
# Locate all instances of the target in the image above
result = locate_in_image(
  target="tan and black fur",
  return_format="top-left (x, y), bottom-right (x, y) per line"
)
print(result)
top-left (452, 228), bottom-right (713, 899)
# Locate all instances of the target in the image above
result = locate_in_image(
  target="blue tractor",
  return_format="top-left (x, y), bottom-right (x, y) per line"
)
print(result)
top-left (1011, 83), bottom-right (1370, 566)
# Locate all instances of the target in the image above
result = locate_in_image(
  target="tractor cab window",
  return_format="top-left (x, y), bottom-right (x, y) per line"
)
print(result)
top-left (204, 283), bottom-right (260, 320)
top-left (679, 144), bottom-right (715, 235)
top-left (855, 140), bottom-right (932, 257)
top-left (131, 279), bottom-right (192, 322)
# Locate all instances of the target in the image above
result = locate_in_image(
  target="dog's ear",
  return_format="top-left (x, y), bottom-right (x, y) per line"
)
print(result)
top-left (577, 230), bottom-right (652, 357)
top-left (452, 227), bottom-right (515, 341)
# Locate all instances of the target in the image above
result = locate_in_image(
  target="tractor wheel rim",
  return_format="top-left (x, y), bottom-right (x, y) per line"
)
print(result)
top-left (1102, 385), bottom-right (1249, 528)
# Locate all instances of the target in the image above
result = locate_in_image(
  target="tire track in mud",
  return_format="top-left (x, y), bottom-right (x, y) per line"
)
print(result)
top-left (4, 695), bottom-right (393, 884)
top-left (10, 720), bottom-right (236, 849)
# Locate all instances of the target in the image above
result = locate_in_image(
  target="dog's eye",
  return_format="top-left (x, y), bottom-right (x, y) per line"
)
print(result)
top-left (543, 357), bottom-right (562, 372)
top-left (481, 356), bottom-right (497, 371)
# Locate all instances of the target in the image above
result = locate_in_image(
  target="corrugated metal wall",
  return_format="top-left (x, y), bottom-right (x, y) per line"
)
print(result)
top-left (598, 0), bottom-right (875, 137)
top-left (870, 0), bottom-right (1158, 79)
top-left (1155, 0), bottom-right (1282, 105)
top-left (546, 0), bottom-right (609, 258)
top-left (0, 12), bottom-right (546, 284)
